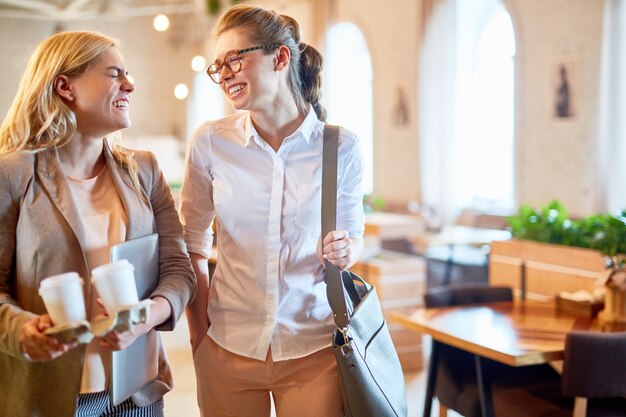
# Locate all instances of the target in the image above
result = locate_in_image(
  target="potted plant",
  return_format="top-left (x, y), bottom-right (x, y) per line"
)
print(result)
top-left (507, 200), bottom-right (626, 254)
top-left (490, 200), bottom-right (626, 303)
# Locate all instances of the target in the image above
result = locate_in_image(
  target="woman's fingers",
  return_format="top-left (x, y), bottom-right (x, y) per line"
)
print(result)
top-left (98, 321), bottom-right (150, 351)
top-left (19, 316), bottom-right (73, 361)
top-left (321, 230), bottom-right (353, 269)
top-left (322, 229), bottom-right (349, 246)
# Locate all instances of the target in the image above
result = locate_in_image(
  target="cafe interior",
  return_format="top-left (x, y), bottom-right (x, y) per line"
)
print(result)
top-left (1, 0), bottom-right (625, 416)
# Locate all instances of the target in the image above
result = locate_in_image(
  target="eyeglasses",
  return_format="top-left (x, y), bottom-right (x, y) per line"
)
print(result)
top-left (206, 44), bottom-right (280, 84)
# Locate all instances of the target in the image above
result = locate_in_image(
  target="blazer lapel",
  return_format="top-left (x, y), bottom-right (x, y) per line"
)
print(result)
top-left (103, 141), bottom-right (154, 240)
top-left (36, 148), bottom-right (94, 303)
top-left (36, 148), bottom-right (88, 252)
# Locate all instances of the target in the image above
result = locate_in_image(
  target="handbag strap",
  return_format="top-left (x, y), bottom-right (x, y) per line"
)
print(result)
top-left (322, 124), bottom-right (350, 329)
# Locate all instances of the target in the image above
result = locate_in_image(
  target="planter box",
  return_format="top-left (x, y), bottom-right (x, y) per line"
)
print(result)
top-left (556, 295), bottom-right (604, 318)
top-left (489, 239), bottom-right (606, 298)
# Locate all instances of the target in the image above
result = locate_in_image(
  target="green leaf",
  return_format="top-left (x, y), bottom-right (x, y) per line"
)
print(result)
top-left (507, 200), bottom-right (626, 263)
top-left (207, 0), bottom-right (220, 15)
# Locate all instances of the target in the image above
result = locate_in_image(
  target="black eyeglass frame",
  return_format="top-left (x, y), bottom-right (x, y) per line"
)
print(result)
top-left (206, 44), bottom-right (280, 83)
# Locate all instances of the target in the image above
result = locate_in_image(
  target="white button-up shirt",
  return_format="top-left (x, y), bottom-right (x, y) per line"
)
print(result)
top-left (180, 108), bottom-right (364, 360)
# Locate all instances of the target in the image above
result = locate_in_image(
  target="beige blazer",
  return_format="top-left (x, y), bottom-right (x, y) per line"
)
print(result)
top-left (0, 142), bottom-right (196, 417)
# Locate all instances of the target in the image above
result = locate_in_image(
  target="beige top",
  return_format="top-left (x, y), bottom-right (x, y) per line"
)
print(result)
top-left (67, 165), bottom-right (128, 393)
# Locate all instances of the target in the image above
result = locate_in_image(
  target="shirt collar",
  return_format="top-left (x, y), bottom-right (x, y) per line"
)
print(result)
top-left (243, 113), bottom-right (258, 148)
top-left (296, 106), bottom-right (319, 144)
top-left (243, 106), bottom-right (320, 149)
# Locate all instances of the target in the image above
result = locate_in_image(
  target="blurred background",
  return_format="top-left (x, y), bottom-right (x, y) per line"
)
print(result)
top-left (1, 1), bottom-right (624, 416)
top-left (1, 0), bottom-right (623, 223)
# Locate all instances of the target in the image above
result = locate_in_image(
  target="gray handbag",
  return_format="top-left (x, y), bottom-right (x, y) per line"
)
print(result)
top-left (322, 124), bottom-right (408, 417)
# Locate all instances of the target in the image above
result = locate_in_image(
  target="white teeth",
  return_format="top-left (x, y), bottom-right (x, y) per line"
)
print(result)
top-left (228, 85), bottom-right (244, 95)
top-left (113, 100), bottom-right (128, 108)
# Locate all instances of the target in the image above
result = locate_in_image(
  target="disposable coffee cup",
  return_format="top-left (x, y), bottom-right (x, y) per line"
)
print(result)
top-left (91, 259), bottom-right (139, 314)
top-left (38, 272), bottom-right (86, 326)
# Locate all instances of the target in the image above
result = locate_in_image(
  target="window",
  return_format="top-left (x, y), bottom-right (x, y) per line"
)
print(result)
top-left (598, 0), bottom-right (626, 212)
top-left (324, 22), bottom-right (374, 195)
top-left (187, 71), bottom-right (224, 138)
top-left (419, 0), bottom-right (515, 222)
top-left (455, 2), bottom-right (516, 210)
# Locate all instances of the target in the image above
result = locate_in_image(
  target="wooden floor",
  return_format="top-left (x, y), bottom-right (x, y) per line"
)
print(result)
top-left (160, 316), bottom-right (461, 417)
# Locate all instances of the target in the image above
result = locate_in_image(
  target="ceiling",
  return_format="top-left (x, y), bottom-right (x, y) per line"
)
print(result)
top-left (0, 0), bottom-right (201, 21)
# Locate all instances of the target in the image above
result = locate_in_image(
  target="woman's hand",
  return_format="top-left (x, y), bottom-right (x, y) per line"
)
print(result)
top-left (98, 319), bottom-right (151, 351)
top-left (317, 230), bottom-right (363, 271)
top-left (19, 315), bottom-right (78, 361)
top-left (98, 296), bottom-right (171, 351)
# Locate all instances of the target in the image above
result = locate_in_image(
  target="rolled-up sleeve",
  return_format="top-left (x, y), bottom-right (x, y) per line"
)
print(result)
top-left (337, 129), bottom-right (365, 238)
top-left (180, 127), bottom-right (216, 258)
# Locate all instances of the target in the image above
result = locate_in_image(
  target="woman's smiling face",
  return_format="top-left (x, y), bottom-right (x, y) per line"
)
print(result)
top-left (63, 46), bottom-right (135, 138)
top-left (213, 28), bottom-right (280, 112)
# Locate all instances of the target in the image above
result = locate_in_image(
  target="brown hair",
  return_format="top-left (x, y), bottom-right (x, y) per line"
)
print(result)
top-left (0, 31), bottom-right (144, 197)
top-left (215, 4), bottom-right (327, 121)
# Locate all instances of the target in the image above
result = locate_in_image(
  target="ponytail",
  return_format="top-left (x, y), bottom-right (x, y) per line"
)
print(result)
top-left (299, 43), bottom-right (326, 122)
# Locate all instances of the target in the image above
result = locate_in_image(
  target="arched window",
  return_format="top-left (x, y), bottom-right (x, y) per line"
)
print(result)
top-left (597, 0), bottom-right (626, 212)
top-left (420, 0), bottom-right (515, 222)
top-left (187, 71), bottom-right (224, 138)
top-left (457, 2), bottom-right (515, 209)
top-left (324, 22), bottom-right (374, 195)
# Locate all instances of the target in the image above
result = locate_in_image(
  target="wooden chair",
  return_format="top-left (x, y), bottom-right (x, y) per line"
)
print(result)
top-left (562, 331), bottom-right (626, 417)
top-left (423, 283), bottom-right (513, 417)
top-left (494, 330), bottom-right (626, 417)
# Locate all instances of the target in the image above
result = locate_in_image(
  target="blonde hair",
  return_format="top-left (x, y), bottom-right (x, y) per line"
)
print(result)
top-left (0, 31), bottom-right (143, 196)
top-left (215, 5), bottom-right (326, 121)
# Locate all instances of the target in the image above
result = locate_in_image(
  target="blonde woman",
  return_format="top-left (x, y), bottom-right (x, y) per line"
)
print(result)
top-left (0, 31), bottom-right (196, 417)
top-left (180, 5), bottom-right (365, 417)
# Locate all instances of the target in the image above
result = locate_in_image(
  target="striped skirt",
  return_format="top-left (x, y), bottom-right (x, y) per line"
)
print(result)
top-left (76, 391), bottom-right (164, 417)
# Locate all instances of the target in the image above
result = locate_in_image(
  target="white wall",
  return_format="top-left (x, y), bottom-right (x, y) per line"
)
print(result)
top-left (0, 14), bottom-right (202, 140)
top-left (331, 0), bottom-right (423, 204)
top-left (0, 19), bottom-right (56, 116)
top-left (505, 0), bottom-right (605, 217)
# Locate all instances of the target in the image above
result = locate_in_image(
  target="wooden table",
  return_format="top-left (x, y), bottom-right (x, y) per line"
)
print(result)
top-left (412, 225), bottom-right (511, 252)
top-left (391, 300), bottom-right (598, 417)
top-left (412, 225), bottom-right (511, 286)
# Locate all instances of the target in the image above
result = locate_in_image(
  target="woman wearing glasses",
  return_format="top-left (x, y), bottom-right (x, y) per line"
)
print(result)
top-left (0, 31), bottom-right (196, 416)
top-left (180, 4), bottom-right (365, 417)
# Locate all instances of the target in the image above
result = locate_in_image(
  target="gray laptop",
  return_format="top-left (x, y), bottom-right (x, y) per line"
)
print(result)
top-left (109, 233), bottom-right (160, 406)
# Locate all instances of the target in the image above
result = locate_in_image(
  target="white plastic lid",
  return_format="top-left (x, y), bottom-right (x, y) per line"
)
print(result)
top-left (91, 259), bottom-right (135, 282)
top-left (39, 272), bottom-right (81, 291)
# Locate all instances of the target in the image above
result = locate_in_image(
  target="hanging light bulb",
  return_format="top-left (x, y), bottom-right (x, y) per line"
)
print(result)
top-left (174, 83), bottom-right (189, 100)
top-left (191, 55), bottom-right (207, 72)
top-left (153, 13), bottom-right (170, 32)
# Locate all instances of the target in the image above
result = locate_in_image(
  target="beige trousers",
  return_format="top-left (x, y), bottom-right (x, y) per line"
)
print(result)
top-left (193, 335), bottom-right (343, 417)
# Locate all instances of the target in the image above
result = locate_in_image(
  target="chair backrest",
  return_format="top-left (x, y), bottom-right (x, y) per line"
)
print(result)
top-left (562, 330), bottom-right (626, 398)
top-left (424, 283), bottom-right (513, 308)
top-left (423, 283), bottom-right (515, 417)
